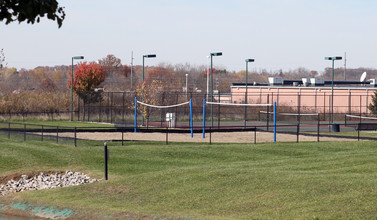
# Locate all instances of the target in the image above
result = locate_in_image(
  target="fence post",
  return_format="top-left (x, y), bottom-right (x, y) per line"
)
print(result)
top-left (104, 142), bottom-right (108, 180)
top-left (203, 98), bottom-right (206, 139)
top-left (8, 122), bottom-right (10, 139)
top-left (210, 127), bottom-right (212, 145)
top-left (166, 126), bottom-right (169, 145)
top-left (358, 123), bottom-right (360, 141)
top-left (317, 114), bottom-right (320, 142)
top-left (266, 94), bottom-right (270, 131)
top-left (56, 126), bottom-right (59, 144)
top-left (296, 124), bottom-right (299, 143)
top-left (273, 102), bottom-right (276, 143)
top-left (74, 127), bottom-right (77, 147)
top-left (110, 92), bottom-right (113, 123)
top-left (41, 125), bottom-right (44, 142)
top-left (122, 128), bottom-right (124, 146)
top-left (218, 91), bottom-right (220, 129)
top-left (24, 124), bottom-right (26, 141)
top-left (122, 92), bottom-right (125, 124)
top-left (254, 126), bottom-right (256, 144)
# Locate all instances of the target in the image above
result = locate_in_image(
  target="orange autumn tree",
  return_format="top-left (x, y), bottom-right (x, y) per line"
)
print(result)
top-left (135, 80), bottom-right (164, 126)
top-left (69, 62), bottom-right (105, 104)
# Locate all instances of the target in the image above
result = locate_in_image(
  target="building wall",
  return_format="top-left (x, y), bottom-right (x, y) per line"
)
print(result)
top-left (231, 86), bottom-right (376, 114)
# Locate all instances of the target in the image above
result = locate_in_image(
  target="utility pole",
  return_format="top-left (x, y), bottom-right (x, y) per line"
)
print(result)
top-left (130, 51), bottom-right (134, 90)
top-left (344, 52), bottom-right (347, 81)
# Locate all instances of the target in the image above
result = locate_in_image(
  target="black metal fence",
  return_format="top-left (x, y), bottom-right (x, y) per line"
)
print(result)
top-left (1, 91), bottom-right (376, 128)
top-left (1, 121), bottom-right (377, 146)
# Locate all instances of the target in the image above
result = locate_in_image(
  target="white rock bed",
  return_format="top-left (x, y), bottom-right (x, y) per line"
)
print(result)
top-left (0, 171), bottom-right (98, 196)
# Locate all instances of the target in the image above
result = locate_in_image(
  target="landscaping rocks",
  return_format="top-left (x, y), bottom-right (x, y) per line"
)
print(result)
top-left (0, 171), bottom-right (98, 196)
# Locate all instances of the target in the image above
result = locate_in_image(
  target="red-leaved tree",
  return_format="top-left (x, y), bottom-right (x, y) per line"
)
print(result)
top-left (69, 62), bottom-right (105, 104)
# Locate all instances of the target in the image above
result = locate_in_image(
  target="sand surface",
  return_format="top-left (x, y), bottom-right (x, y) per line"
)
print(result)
top-left (56, 131), bottom-right (356, 143)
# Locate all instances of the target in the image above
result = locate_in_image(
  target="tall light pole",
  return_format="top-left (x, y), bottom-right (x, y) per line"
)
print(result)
top-left (71, 56), bottom-right (84, 121)
top-left (210, 52), bottom-right (222, 128)
top-left (245, 59), bottom-right (255, 126)
top-left (142, 54), bottom-right (156, 125)
top-left (130, 51), bottom-right (134, 90)
top-left (325, 56), bottom-right (342, 125)
top-left (206, 56), bottom-right (210, 101)
top-left (185, 73), bottom-right (188, 99)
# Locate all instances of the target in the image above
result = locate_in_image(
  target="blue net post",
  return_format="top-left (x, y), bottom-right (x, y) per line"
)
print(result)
top-left (190, 99), bottom-right (193, 138)
top-left (273, 102), bottom-right (277, 142)
top-left (203, 99), bottom-right (206, 138)
top-left (134, 97), bottom-right (137, 133)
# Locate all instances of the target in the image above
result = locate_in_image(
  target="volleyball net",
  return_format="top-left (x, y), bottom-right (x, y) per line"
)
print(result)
top-left (134, 97), bottom-right (193, 137)
top-left (345, 114), bottom-right (377, 126)
top-left (203, 99), bottom-right (276, 138)
top-left (259, 111), bottom-right (319, 124)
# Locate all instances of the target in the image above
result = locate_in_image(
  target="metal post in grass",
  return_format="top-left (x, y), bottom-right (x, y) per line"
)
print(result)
top-left (209, 127), bottom-right (212, 145)
top-left (357, 123), bottom-right (360, 141)
top-left (104, 142), bottom-right (108, 180)
top-left (41, 125), bottom-right (44, 142)
top-left (24, 124), bottom-right (26, 141)
top-left (122, 128), bottom-right (124, 146)
top-left (254, 126), bottom-right (256, 144)
top-left (296, 124), bottom-right (299, 143)
top-left (56, 126), bottom-right (59, 144)
top-left (166, 126), bottom-right (169, 145)
top-left (74, 127), bottom-right (77, 147)
top-left (8, 122), bottom-right (10, 139)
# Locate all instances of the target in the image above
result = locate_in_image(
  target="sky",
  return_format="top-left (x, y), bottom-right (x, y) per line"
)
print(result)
top-left (1, 0), bottom-right (377, 74)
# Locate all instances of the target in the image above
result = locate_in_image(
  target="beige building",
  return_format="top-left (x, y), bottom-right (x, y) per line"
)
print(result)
top-left (231, 78), bottom-right (377, 114)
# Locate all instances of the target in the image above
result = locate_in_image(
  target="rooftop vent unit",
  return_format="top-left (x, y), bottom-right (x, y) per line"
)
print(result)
top-left (310, 78), bottom-right (325, 86)
top-left (370, 79), bottom-right (377, 87)
top-left (268, 77), bottom-right (283, 86)
top-left (302, 78), bottom-right (311, 87)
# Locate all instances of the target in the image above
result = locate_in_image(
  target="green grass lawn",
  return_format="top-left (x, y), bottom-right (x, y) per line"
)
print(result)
top-left (1, 138), bottom-right (377, 219)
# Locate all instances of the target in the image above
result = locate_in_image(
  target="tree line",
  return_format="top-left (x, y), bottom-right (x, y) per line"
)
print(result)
top-left (1, 53), bottom-right (377, 115)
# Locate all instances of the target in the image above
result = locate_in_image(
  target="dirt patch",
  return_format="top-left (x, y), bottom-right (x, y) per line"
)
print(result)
top-left (57, 131), bottom-right (358, 144)
top-left (0, 170), bottom-right (64, 185)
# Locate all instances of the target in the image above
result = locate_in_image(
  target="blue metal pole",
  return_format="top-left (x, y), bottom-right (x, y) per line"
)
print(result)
top-left (274, 102), bottom-right (277, 142)
top-left (134, 97), bottom-right (137, 133)
top-left (190, 99), bottom-right (193, 138)
top-left (203, 98), bottom-right (206, 138)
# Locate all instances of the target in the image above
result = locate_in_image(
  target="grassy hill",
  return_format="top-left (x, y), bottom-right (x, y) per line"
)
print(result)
top-left (1, 138), bottom-right (377, 219)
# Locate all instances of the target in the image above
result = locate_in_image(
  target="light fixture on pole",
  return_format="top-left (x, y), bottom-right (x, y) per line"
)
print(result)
top-left (244, 59), bottom-right (255, 127)
top-left (71, 56), bottom-right (84, 121)
top-left (325, 56), bottom-right (342, 126)
top-left (142, 54), bottom-right (156, 125)
top-left (210, 52), bottom-right (222, 128)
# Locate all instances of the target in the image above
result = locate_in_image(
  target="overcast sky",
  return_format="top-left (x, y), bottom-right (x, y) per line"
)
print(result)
top-left (1, 0), bottom-right (377, 73)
